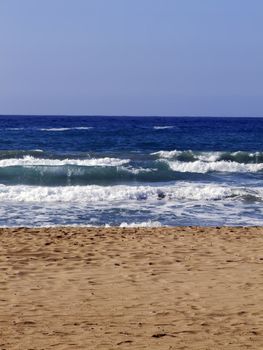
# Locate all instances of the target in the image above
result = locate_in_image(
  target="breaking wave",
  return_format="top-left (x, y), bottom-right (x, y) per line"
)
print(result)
top-left (152, 150), bottom-right (263, 163)
top-left (151, 149), bottom-right (263, 173)
top-left (0, 152), bottom-right (262, 186)
top-left (163, 159), bottom-right (263, 173)
top-left (0, 155), bottom-right (129, 167)
top-left (0, 183), bottom-right (261, 203)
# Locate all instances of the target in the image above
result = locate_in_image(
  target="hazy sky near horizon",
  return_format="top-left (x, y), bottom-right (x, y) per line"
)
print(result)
top-left (0, 0), bottom-right (263, 116)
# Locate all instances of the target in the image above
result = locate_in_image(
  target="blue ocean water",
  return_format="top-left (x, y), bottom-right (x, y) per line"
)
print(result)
top-left (0, 115), bottom-right (262, 227)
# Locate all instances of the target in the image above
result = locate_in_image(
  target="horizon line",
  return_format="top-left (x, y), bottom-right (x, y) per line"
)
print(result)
top-left (0, 114), bottom-right (262, 118)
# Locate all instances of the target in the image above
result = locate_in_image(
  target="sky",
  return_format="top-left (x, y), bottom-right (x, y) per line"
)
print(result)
top-left (0, 0), bottom-right (263, 116)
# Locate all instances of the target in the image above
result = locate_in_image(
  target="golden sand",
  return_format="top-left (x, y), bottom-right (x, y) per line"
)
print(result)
top-left (0, 226), bottom-right (263, 349)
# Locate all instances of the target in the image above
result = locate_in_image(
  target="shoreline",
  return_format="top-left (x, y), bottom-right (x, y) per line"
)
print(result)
top-left (0, 225), bottom-right (262, 228)
top-left (1, 226), bottom-right (263, 349)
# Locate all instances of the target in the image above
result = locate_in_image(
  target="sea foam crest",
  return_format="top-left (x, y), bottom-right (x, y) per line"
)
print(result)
top-left (0, 183), bottom-right (261, 203)
top-left (119, 221), bottom-right (162, 227)
top-left (152, 150), bottom-right (183, 158)
top-left (6, 127), bottom-right (93, 132)
top-left (152, 149), bottom-right (263, 163)
top-left (164, 160), bottom-right (263, 173)
top-left (40, 127), bottom-right (93, 131)
top-left (153, 126), bottom-right (174, 130)
top-left (152, 150), bottom-right (222, 162)
top-left (0, 156), bottom-right (129, 167)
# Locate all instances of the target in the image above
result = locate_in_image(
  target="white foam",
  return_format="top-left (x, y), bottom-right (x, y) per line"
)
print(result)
top-left (124, 166), bottom-right (157, 174)
top-left (152, 149), bottom-right (263, 163)
top-left (119, 221), bottom-right (162, 227)
top-left (151, 150), bottom-right (183, 158)
top-left (40, 127), bottom-right (93, 131)
top-left (0, 156), bottom-right (129, 167)
top-left (196, 152), bottom-right (222, 162)
top-left (152, 149), bottom-right (221, 161)
top-left (73, 127), bottom-right (93, 130)
top-left (154, 126), bottom-right (174, 130)
top-left (0, 183), bottom-right (261, 203)
top-left (0, 185), bottom-right (160, 202)
top-left (40, 128), bottom-right (70, 131)
top-left (164, 160), bottom-right (263, 173)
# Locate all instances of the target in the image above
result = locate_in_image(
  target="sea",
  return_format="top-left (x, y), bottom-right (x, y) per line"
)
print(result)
top-left (0, 115), bottom-right (262, 227)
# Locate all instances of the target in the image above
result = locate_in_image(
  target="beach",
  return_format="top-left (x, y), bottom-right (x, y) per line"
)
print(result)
top-left (1, 226), bottom-right (263, 349)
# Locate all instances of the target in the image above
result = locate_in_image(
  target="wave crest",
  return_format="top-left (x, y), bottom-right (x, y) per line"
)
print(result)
top-left (153, 126), bottom-right (174, 130)
top-left (152, 149), bottom-right (263, 163)
top-left (0, 183), bottom-right (261, 203)
top-left (0, 156), bottom-right (129, 167)
top-left (163, 159), bottom-right (263, 173)
top-left (40, 127), bottom-right (93, 131)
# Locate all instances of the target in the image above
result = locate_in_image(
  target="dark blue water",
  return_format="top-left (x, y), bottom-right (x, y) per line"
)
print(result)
top-left (0, 116), bottom-right (262, 226)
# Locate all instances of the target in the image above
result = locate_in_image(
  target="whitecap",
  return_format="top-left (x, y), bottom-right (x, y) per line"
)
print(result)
top-left (152, 149), bottom-right (263, 163)
top-left (153, 126), bottom-right (174, 130)
top-left (163, 159), bottom-right (263, 173)
top-left (73, 127), bottom-right (93, 130)
top-left (40, 127), bottom-right (93, 131)
top-left (40, 128), bottom-right (71, 131)
top-left (151, 150), bottom-right (183, 158)
top-left (0, 155), bottom-right (129, 167)
top-left (152, 149), bottom-right (221, 161)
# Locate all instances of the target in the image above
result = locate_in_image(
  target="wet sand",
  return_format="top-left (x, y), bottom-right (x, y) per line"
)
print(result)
top-left (0, 226), bottom-right (263, 349)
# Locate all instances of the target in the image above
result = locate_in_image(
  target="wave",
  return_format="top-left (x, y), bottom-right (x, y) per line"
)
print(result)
top-left (73, 127), bottom-right (93, 130)
top-left (0, 155), bottom-right (261, 186)
top-left (0, 165), bottom-right (164, 186)
top-left (163, 160), bottom-right (263, 174)
top-left (152, 150), bottom-right (219, 162)
top-left (40, 127), bottom-right (93, 131)
top-left (0, 155), bottom-right (129, 167)
top-left (5, 127), bottom-right (94, 132)
top-left (152, 150), bottom-right (263, 163)
top-left (163, 159), bottom-right (263, 173)
top-left (153, 126), bottom-right (174, 130)
top-left (0, 183), bottom-right (262, 203)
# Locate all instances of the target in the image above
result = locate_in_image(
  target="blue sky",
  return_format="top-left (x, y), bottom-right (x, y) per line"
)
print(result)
top-left (0, 0), bottom-right (263, 116)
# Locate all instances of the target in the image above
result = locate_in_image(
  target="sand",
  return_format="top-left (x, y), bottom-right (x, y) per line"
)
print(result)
top-left (0, 226), bottom-right (263, 349)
